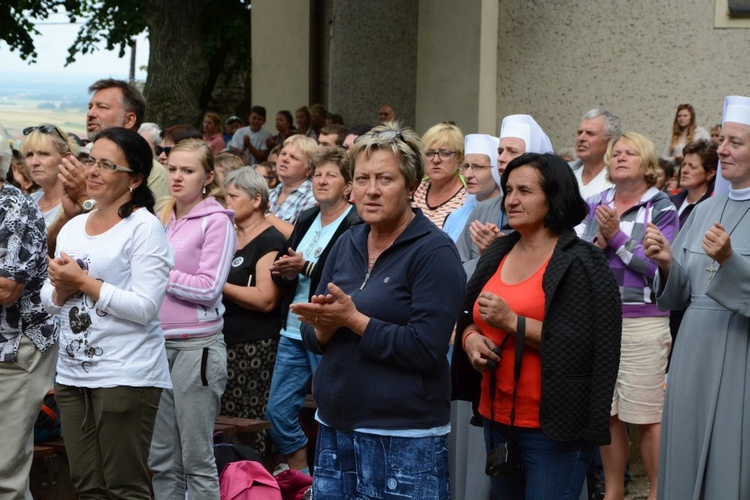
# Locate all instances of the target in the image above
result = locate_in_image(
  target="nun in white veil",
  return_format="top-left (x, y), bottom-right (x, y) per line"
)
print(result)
top-left (446, 134), bottom-right (500, 500)
top-left (443, 134), bottom-right (501, 242)
top-left (455, 114), bottom-right (553, 278)
top-left (645, 95), bottom-right (750, 499)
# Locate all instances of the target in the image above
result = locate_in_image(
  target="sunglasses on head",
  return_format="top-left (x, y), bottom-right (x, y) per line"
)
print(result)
top-left (23, 124), bottom-right (67, 143)
top-left (155, 145), bottom-right (173, 156)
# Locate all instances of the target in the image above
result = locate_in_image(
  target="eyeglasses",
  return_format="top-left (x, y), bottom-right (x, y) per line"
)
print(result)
top-left (458, 163), bottom-right (492, 173)
top-left (82, 158), bottom-right (134, 173)
top-left (23, 124), bottom-right (67, 143)
top-left (425, 150), bottom-right (457, 161)
top-left (155, 145), bottom-right (172, 156)
top-left (354, 129), bottom-right (405, 145)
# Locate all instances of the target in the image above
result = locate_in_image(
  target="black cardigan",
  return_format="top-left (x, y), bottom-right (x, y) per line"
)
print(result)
top-left (670, 184), bottom-right (713, 229)
top-left (451, 228), bottom-right (622, 445)
top-left (272, 205), bottom-right (363, 329)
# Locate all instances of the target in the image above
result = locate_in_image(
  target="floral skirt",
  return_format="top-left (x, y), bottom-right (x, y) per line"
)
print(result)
top-left (220, 338), bottom-right (278, 456)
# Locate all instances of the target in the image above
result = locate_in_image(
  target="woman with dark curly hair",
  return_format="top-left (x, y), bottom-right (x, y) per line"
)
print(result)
top-left (41, 128), bottom-right (173, 498)
top-left (453, 153), bottom-right (621, 499)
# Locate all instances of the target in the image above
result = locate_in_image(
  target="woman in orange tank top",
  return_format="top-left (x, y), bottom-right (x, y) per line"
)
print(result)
top-left (452, 153), bottom-right (622, 500)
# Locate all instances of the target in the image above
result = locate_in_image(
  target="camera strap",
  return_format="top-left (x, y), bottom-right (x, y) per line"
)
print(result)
top-left (488, 315), bottom-right (526, 449)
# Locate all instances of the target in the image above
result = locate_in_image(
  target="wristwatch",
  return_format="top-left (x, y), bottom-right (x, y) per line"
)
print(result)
top-left (81, 199), bottom-right (97, 213)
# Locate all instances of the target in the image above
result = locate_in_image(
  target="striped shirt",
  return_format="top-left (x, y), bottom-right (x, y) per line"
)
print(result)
top-left (580, 187), bottom-right (678, 317)
top-left (411, 180), bottom-right (466, 228)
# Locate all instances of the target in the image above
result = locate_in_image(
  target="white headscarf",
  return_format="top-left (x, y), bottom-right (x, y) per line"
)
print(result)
top-left (715, 95), bottom-right (750, 196)
top-left (499, 114), bottom-right (554, 155)
top-left (462, 134), bottom-right (500, 206)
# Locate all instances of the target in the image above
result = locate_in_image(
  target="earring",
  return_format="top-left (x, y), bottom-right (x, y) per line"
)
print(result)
top-left (202, 186), bottom-right (207, 195)
top-left (129, 187), bottom-right (133, 193)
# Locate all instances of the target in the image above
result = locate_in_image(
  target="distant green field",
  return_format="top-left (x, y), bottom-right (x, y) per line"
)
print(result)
top-left (0, 99), bottom-right (87, 146)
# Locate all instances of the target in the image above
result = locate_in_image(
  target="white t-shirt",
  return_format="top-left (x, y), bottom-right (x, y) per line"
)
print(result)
top-left (574, 167), bottom-right (613, 237)
top-left (41, 208), bottom-right (174, 389)
top-left (30, 190), bottom-right (63, 227)
top-left (575, 167), bottom-right (613, 201)
top-left (228, 126), bottom-right (273, 164)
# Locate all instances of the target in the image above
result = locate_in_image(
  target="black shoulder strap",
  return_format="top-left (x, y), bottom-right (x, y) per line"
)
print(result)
top-left (487, 316), bottom-right (526, 448)
top-left (509, 315), bottom-right (525, 427)
top-left (514, 316), bottom-right (526, 383)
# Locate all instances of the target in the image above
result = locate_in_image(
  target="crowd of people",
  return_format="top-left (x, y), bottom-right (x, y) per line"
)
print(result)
top-left (1, 76), bottom-right (749, 500)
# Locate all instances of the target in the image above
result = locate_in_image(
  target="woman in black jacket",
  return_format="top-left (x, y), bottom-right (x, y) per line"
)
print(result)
top-left (452, 153), bottom-right (621, 499)
top-left (266, 147), bottom-right (361, 475)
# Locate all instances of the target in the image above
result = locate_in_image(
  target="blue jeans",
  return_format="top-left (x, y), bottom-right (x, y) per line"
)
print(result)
top-left (482, 418), bottom-right (594, 500)
top-left (313, 424), bottom-right (450, 499)
top-left (266, 336), bottom-right (322, 455)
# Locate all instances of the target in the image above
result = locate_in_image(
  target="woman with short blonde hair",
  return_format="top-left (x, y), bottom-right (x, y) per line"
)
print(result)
top-left (412, 122), bottom-right (466, 228)
top-left (21, 124), bottom-right (79, 226)
top-left (582, 131), bottom-right (679, 500)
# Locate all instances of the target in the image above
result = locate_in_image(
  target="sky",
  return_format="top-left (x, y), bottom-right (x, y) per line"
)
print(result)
top-left (0, 11), bottom-right (150, 81)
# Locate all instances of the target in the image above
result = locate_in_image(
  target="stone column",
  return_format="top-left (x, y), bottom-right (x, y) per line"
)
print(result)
top-left (251, 0), bottom-right (310, 122)
top-left (416, 0), bottom-right (498, 136)
top-left (326, 0), bottom-right (419, 129)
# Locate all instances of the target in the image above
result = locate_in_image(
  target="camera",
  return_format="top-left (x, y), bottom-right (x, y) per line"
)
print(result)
top-left (485, 346), bottom-right (503, 370)
top-left (485, 440), bottom-right (524, 478)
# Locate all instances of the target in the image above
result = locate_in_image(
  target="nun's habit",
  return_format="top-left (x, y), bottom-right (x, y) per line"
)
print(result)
top-left (455, 115), bottom-right (554, 278)
top-left (443, 134), bottom-right (500, 242)
top-left (656, 95), bottom-right (750, 499)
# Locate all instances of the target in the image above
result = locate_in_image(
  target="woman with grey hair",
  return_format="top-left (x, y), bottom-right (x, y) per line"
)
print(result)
top-left (291, 124), bottom-right (466, 498)
top-left (0, 134), bottom-right (59, 499)
top-left (138, 122), bottom-right (162, 156)
top-left (219, 167), bottom-right (286, 455)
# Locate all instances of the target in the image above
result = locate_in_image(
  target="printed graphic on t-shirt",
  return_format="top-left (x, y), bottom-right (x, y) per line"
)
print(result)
top-left (62, 257), bottom-right (108, 373)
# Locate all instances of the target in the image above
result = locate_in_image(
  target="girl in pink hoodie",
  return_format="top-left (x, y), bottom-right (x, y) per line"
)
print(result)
top-left (149, 139), bottom-right (237, 500)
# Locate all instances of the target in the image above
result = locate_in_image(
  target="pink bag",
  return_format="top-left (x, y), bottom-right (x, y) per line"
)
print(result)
top-left (275, 469), bottom-right (313, 500)
top-left (219, 460), bottom-right (282, 500)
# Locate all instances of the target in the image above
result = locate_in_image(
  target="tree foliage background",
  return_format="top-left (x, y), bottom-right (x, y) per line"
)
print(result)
top-left (1, 0), bottom-right (252, 127)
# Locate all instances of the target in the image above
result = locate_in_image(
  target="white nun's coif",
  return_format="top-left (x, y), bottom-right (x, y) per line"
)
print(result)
top-left (714, 95), bottom-right (750, 196)
top-left (499, 114), bottom-right (554, 155)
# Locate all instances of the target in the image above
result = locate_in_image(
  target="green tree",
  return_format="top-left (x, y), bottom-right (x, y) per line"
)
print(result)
top-left (1, 0), bottom-right (251, 126)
